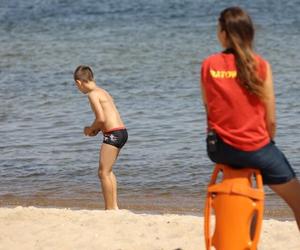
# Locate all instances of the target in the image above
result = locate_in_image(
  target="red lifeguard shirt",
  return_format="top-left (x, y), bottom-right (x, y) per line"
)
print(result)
top-left (201, 50), bottom-right (270, 151)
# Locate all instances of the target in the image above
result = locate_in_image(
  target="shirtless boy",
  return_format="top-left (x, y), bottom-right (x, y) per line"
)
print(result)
top-left (73, 65), bottom-right (128, 210)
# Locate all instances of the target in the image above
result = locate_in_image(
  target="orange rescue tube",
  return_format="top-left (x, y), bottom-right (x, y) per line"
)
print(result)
top-left (204, 164), bottom-right (264, 250)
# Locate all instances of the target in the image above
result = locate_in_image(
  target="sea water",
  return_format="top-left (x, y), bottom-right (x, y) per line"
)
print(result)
top-left (0, 0), bottom-right (299, 217)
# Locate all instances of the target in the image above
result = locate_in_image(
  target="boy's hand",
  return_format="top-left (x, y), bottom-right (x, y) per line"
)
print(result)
top-left (90, 129), bottom-right (100, 136)
top-left (84, 127), bottom-right (91, 136)
top-left (84, 127), bottom-right (100, 136)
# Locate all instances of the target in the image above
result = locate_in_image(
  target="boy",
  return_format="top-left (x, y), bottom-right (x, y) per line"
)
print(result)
top-left (73, 65), bottom-right (128, 210)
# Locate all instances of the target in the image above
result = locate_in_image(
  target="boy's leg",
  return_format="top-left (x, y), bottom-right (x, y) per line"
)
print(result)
top-left (98, 143), bottom-right (120, 210)
top-left (110, 171), bottom-right (118, 209)
top-left (269, 178), bottom-right (300, 230)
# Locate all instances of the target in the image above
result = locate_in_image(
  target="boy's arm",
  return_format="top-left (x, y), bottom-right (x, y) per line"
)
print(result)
top-left (262, 62), bottom-right (276, 139)
top-left (85, 92), bottom-right (105, 136)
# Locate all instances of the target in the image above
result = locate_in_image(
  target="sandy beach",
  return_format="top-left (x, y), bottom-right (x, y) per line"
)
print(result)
top-left (0, 207), bottom-right (299, 250)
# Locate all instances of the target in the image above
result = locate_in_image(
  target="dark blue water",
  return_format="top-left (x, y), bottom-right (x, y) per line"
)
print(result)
top-left (1, 0), bottom-right (299, 216)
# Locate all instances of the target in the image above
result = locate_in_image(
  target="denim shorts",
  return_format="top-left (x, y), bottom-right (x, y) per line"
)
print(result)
top-left (207, 133), bottom-right (296, 185)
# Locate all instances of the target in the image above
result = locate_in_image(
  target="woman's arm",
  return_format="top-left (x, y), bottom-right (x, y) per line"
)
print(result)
top-left (200, 65), bottom-right (208, 113)
top-left (200, 82), bottom-right (208, 112)
top-left (262, 62), bottom-right (276, 139)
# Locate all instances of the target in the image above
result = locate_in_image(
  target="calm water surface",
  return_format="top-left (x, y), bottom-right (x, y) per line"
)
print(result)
top-left (0, 0), bottom-right (299, 218)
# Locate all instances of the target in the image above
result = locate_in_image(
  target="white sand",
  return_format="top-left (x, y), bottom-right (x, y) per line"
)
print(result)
top-left (0, 207), bottom-right (299, 250)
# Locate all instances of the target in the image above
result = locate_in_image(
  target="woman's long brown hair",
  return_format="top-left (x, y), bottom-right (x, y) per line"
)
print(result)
top-left (219, 7), bottom-right (265, 99)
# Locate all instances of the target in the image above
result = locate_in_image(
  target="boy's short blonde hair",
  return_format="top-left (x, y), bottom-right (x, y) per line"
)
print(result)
top-left (74, 65), bottom-right (94, 83)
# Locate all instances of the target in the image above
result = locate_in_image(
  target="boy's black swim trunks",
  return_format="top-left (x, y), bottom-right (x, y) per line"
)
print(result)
top-left (103, 128), bottom-right (128, 149)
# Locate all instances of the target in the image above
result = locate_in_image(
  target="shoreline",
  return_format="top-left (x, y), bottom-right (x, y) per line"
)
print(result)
top-left (0, 194), bottom-right (295, 220)
top-left (0, 206), bottom-right (299, 250)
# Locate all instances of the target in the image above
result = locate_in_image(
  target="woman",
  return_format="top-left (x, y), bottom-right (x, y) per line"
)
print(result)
top-left (200, 6), bottom-right (300, 230)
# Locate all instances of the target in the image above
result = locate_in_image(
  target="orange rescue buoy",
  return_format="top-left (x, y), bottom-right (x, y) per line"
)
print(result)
top-left (204, 164), bottom-right (264, 250)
